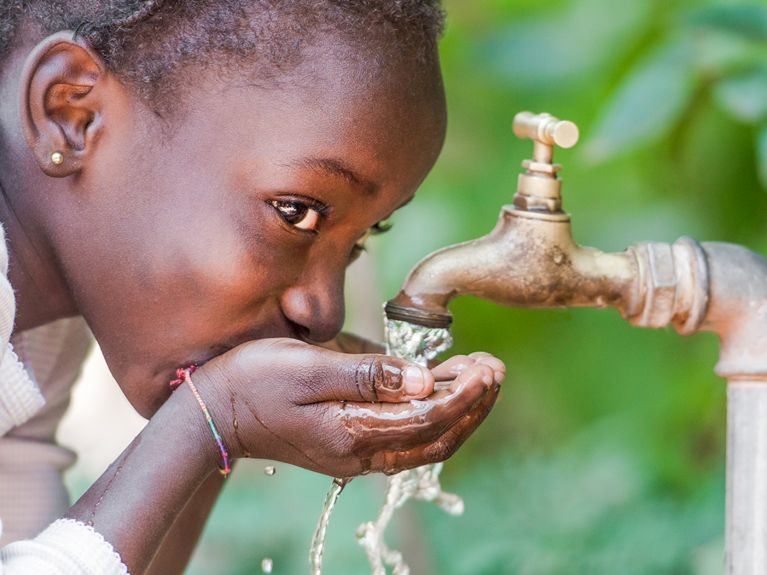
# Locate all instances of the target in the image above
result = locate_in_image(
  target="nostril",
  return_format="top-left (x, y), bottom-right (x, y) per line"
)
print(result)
top-left (280, 284), bottom-right (345, 343)
top-left (287, 320), bottom-right (311, 342)
top-left (297, 322), bottom-right (344, 345)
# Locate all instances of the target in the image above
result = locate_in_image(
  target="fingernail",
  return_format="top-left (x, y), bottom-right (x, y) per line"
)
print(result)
top-left (403, 366), bottom-right (426, 395)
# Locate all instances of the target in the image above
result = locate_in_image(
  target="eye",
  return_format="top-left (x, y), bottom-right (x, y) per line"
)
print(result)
top-left (353, 219), bottom-right (394, 253)
top-left (269, 199), bottom-right (324, 232)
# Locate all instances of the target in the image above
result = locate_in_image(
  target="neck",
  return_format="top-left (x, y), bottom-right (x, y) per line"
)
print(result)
top-left (0, 142), bottom-right (78, 334)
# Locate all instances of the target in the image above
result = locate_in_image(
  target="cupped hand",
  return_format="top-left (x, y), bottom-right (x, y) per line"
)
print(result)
top-left (194, 338), bottom-right (504, 477)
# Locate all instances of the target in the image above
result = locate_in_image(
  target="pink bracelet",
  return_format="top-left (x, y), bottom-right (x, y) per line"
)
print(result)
top-left (170, 365), bottom-right (232, 477)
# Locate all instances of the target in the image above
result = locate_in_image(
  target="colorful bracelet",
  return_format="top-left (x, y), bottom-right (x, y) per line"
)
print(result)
top-left (170, 365), bottom-right (232, 477)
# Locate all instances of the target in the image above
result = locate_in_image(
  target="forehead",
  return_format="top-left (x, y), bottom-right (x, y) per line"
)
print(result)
top-left (165, 38), bottom-right (446, 195)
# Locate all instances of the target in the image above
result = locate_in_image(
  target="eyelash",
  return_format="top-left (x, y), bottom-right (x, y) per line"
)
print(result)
top-left (353, 219), bottom-right (393, 253)
top-left (268, 197), bottom-right (329, 233)
top-left (268, 196), bottom-right (393, 252)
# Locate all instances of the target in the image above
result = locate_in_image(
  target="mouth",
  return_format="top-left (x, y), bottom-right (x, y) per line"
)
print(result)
top-left (168, 320), bottom-right (308, 383)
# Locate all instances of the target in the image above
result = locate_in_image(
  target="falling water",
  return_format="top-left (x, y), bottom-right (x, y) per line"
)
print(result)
top-left (309, 477), bottom-right (349, 575)
top-left (355, 317), bottom-right (461, 575)
top-left (382, 318), bottom-right (453, 365)
top-left (308, 316), bottom-right (458, 575)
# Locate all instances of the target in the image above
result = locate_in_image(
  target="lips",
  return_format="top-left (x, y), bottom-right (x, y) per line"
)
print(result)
top-left (173, 317), bottom-right (307, 379)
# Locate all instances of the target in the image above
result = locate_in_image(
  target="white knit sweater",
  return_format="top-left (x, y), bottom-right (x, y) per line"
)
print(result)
top-left (0, 223), bottom-right (129, 575)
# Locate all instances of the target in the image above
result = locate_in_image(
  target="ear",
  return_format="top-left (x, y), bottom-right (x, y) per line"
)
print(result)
top-left (19, 31), bottom-right (109, 177)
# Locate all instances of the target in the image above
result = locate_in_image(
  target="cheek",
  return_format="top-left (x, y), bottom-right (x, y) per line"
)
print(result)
top-left (164, 208), bottom-right (309, 317)
top-left (130, 176), bottom-right (305, 302)
top-left (88, 217), bottom-right (311, 418)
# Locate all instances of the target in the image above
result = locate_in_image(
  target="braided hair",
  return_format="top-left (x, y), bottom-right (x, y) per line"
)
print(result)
top-left (1, 0), bottom-right (445, 114)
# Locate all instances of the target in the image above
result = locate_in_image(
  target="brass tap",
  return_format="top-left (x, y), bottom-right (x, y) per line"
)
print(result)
top-left (386, 112), bottom-right (637, 328)
top-left (386, 111), bottom-right (767, 575)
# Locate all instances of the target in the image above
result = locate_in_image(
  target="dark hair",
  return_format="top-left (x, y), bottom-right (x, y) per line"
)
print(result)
top-left (1, 1), bottom-right (445, 115)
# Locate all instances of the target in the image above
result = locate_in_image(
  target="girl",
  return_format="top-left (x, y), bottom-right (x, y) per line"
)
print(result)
top-left (0, 1), bottom-right (505, 574)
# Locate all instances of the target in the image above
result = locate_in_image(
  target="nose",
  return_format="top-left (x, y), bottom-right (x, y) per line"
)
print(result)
top-left (280, 266), bottom-right (346, 343)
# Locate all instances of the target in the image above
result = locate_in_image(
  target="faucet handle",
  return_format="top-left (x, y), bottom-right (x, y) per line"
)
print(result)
top-left (511, 112), bottom-right (580, 214)
top-left (513, 112), bottom-right (579, 147)
top-left (513, 112), bottom-right (579, 163)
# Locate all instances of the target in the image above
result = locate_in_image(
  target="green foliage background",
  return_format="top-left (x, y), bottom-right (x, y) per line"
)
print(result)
top-left (189, 1), bottom-right (767, 573)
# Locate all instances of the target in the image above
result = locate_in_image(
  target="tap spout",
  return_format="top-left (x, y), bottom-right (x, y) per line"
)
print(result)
top-left (387, 206), bottom-right (638, 327)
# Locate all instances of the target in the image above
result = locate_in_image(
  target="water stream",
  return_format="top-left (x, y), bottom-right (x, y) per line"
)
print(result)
top-left (308, 316), bottom-right (460, 574)
top-left (309, 477), bottom-right (349, 575)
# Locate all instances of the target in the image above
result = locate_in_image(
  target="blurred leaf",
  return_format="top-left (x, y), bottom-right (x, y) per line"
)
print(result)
top-left (691, 29), bottom-right (767, 77)
top-left (584, 37), bottom-right (696, 162)
top-left (714, 66), bottom-right (767, 123)
top-left (756, 123), bottom-right (767, 189)
top-left (687, 4), bottom-right (767, 43)
top-left (425, 426), bottom-right (724, 575)
top-left (478, 0), bottom-right (651, 89)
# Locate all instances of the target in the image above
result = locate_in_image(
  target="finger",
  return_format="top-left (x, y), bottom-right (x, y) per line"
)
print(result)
top-left (468, 352), bottom-right (506, 384)
top-left (338, 363), bottom-right (494, 455)
top-left (298, 348), bottom-right (435, 404)
top-left (430, 355), bottom-right (476, 381)
top-left (431, 353), bottom-right (506, 386)
top-left (445, 363), bottom-right (494, 392)
top-left (372, 380), bottom-right (501, 475)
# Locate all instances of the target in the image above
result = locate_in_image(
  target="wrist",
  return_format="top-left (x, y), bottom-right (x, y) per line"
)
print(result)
top-left (175, 366), bottom-right (249, 465)
top-left (161, 380), bottom-right (223, 475)
top-left (66, 376), bottom-right (223, 574)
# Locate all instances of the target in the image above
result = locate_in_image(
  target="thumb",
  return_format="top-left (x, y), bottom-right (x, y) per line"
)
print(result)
top-left (299, 349), bottom-right (435, 404)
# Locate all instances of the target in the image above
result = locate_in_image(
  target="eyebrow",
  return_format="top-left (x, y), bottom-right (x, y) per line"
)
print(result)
top-left (292, 157), bottom-right (378, 195)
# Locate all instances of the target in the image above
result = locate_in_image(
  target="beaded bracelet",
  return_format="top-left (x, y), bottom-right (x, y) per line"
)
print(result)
top-left (170, 365), bottom-right (232, 477)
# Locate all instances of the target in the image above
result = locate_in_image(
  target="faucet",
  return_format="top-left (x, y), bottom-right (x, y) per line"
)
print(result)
top-left (386, 112), bottom-right (767, 575)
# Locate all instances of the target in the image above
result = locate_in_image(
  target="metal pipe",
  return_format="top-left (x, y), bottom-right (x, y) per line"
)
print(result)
top-left (701, 243), bottom-right (767, 575)
top-left (727, 381), bottom-right (767, 575)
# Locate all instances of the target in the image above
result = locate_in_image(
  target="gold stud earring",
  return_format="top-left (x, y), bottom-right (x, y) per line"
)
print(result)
top-left (50, 151), bottom-right (64, 165)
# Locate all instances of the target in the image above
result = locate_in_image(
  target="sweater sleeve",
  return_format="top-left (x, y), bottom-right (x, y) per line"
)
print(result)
top-left (0, 519), bottom-right (128, 575)
top-left (0, 224), bottom-right (127, 572)
top-left (0, 223), bottom-right (44, 436)
top-left (0, 343), bottom-right (44, 436)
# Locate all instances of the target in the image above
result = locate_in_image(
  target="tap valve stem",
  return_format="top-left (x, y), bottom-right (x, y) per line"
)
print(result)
top-left (512, 112), bottom-right (580, 214)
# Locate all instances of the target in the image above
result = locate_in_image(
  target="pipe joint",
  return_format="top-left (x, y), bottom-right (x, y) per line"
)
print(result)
top-left (626, 237), bottom-right (709, 334)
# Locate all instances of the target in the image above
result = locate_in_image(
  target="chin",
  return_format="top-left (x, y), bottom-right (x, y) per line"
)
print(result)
top-left (109, 360), bottom-right (177, 420)
top-left (105, 327), bottom-right (295, 419)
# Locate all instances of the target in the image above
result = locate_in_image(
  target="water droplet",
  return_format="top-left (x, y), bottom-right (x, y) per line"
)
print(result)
top-left (261, 557), bottom-right (273, 573)
top-left (264, 465), bottom-right (276, 476)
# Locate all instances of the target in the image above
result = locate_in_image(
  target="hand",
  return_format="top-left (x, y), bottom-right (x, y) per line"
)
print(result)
top-left (193, 338), bottom-right (504, 477)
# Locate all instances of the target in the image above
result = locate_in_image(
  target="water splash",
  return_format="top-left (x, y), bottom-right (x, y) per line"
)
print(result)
top-left (308, 317), bottom-right (457, 575)
top-left (383, 318), bottom-right (452, 363)
top-left (356, 463), bottom-right (463, 575)
top-left (354, 318), bottom-right (460, 575)
top-left (309, 477), bottom-right (349, 575)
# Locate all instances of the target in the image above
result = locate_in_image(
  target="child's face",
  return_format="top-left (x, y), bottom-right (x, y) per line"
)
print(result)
top-left (57, 41), bottom-right (446, 416)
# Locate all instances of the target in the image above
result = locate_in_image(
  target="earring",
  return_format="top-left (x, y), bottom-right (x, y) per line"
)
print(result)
top-left (50, 151), bottom-right (64, 165)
